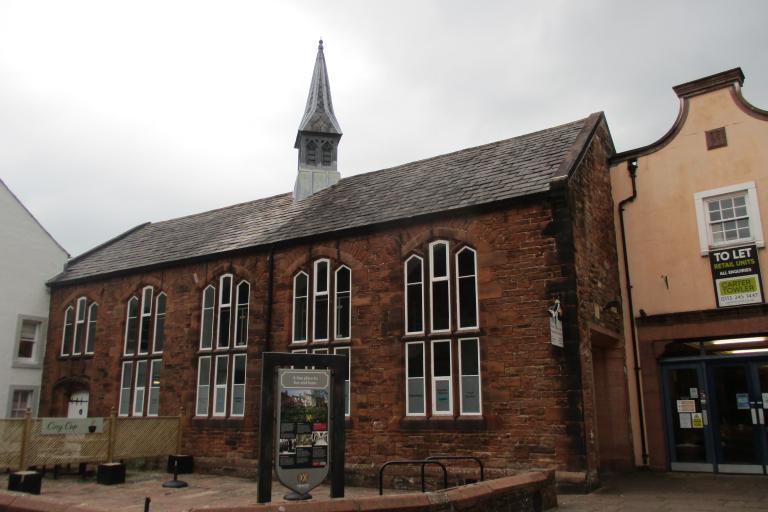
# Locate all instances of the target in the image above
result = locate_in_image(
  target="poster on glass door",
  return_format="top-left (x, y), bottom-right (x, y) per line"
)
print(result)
top-left (709, 244), bottom-right (764, 308)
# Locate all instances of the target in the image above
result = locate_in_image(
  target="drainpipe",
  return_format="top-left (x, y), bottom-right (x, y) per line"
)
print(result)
top-left (618, 158), bottom-right (649, 466)
top-left (264, 245), bottom-right (275, 352)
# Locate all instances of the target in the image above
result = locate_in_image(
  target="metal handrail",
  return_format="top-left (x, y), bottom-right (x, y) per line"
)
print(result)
top-left (378, 460), bottom-right (448, 495)
top-left (425, 455), bottom-right (484, 482)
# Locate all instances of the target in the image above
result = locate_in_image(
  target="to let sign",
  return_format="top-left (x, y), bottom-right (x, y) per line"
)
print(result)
top-left (709, 244), bottom-right (764, 308)
top-left (41, 418), bottom-right (104, 435)
top-left (275, 369), bottom-right (331, 497)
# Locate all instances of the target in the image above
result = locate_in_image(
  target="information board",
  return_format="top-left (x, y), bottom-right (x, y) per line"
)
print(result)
top-left (275, 369), bottom-right (331, 496)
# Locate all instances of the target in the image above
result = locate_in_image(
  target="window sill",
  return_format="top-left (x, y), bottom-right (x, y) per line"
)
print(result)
top-left (399, 416), bottom-right (486, 432)
top-left (57, 354), bottom-right (94, 361)
top-left (12, 360), bottom-right (43, 370)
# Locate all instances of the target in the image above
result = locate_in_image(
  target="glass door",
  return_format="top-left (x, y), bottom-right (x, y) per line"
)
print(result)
top-left (662, 364), bottom-right (714, 472)
top-left (709, 363), bottom-right (764, 474)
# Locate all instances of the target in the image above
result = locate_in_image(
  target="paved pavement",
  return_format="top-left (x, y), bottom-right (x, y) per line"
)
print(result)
top-left (557, 471), bottom-right (768, 511)
top-left (8, 470), bottom-right (402, 511)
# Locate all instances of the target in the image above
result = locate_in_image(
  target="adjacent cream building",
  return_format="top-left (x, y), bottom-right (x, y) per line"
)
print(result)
top-left (611, 68), bottom-right (768, 473)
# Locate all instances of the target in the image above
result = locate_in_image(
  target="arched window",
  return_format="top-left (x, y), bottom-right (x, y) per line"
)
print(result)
top-left (60, 306), bottom-right (74, 356)
top-left (138, 286), bottom-right (153, 355)
top-left (306, 141), bottom-right (317, 165)
top-left (403, 242), bottom-right (483, 418)
top-left (217, 274), bottom-right (233, 349)
top-left (85, 303), bottom-right (98, 355)
top-left (313, 259), bottom-right (330, 341)
top-left (119, 287), bottom-right (167, 416)
top-left (293, 272), bottom-right (309, 343)
top-left (200, 285), bottom-right (215, 350)
top-left (234, 281), bottom-right (250, 347)
top-left (334, 266), bottom-right (351, 339)
top-left (404, 255), bottom-right (424, 335)
top-left (73, 297), bottom-right (87, 355)
top-left (456, 247), bottom-right (479, 329)
top-left (153, 293), bottom-right (166, 353)
top-left (429, 241), bottom-right (451, 332)
top-left (321, 142), bottom-right (333, 166)
top-left (195, 275), bottom-right (250, 418)
top-left (123, 297), bottom-right (139, 356)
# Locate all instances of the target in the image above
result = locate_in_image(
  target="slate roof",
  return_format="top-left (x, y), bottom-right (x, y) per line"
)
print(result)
top-left (50, 113), bottom-right (601, 285)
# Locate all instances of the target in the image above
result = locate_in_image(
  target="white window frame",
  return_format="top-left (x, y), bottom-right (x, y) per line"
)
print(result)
top-left (458, 338), bottom-right (482, 416)
top-left (132, 360), bottom-right (148, 416)
top-left (430, 339), bottom-right (453, 416)
top-left (152, 293), bottom-right (166, 354)
top-left (195, 356), bottom-right (212, 417)
top-left (72, 297), bottom-right (87, 355)
top-left (137, 286), bottom-right (153, 355)
top-left (147, 359), bottom-right (161, 417)
top-left (405, 341), bottom-right (426, 417)
top-left (694, 182), bottom-right (764, 255)
top-left (429, 241), bottom-right (452, 333)
top-left (61, 306), bottom-right (74, 357)
top-left (313, 259), bottom-right (330, 342)
top-left (85, 303), bottom-right (98, 355)
top-left (291, 349), bottom-right (308, 354)
top-left (200, 285), bottom-right (216, 350)
top-left (118, 361), bottom-right (133, 417)
top-left (212, 354), bottom-right (229, 417)
top-left (334, 346), bottom-right (351, 417)
top-left (334, 265), bottom-right (352, 340)
top-left (123, 297), bottom-right (139, 356)
top-left (217, 274), bottom-right (233, 349)
top-left (292, 272), bottom-right (309, 343)
top-left (455, 247), bottom-right (480, 330)
top-left (233, 280), bottom-right (250, 348)
top-left (7, 387), bottom-right (38, 418)
top-left (14, 316), bottom-right (45, 367)
top-left (230, 353), bottom-right (247, 417)
top-left (404, 255), bottom-right (425, 335)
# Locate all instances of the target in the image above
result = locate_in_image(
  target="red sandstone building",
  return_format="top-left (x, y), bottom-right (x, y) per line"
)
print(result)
top-left (40, 42), bottom-right (631, 487)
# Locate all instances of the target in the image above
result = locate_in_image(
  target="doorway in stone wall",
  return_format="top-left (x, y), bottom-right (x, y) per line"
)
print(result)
top-left (67, 391), bottom-right (89, 418)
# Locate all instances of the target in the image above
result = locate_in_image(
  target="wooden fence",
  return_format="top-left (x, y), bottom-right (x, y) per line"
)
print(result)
top-left (0, 410), bottom-right (182, 471)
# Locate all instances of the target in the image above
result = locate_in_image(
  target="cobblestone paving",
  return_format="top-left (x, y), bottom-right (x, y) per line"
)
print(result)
top-left (557, 471), bottom-right (768, 511)
top-left (20, 471), bottom-right (393, 511)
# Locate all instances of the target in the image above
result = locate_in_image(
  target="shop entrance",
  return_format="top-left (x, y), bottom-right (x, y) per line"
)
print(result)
top-left (662, 358), bottom-right (768, 474)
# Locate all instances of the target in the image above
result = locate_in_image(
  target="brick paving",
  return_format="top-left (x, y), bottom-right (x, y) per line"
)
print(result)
top-left (8, 471), bottom-right (401, 511)
top-left (557, 471), bottom-right (768, 511)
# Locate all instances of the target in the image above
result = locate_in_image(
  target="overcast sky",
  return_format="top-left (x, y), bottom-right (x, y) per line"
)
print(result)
top-left (1, 0), bottom-right (766, 257)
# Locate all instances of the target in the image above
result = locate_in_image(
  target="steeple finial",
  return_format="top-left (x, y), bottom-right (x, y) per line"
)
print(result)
top-left (318, 39), bottom-right (323, 50)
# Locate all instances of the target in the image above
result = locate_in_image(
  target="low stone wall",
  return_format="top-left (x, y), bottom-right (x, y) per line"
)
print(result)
top-left (194, 471), bottom-right (556, 512)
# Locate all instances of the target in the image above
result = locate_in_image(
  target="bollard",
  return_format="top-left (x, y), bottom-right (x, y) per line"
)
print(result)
top-left (144, 496), bottom-right (151, 512)
top-left (162, 460), bottom-right (188, 488)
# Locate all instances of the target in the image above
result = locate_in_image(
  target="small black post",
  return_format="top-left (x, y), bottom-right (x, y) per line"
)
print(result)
top-left (162, 460), bottom-right (188, 488)
top-left (144, 497), bottom-right (151, 512)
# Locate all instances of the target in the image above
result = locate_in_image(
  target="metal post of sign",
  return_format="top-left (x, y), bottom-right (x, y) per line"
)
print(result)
top-left (257, 352), bottom-right (346, 504)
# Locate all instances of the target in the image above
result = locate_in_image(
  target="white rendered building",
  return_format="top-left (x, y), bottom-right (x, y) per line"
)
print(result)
top-left (0, 178), bottom-right (68, 417)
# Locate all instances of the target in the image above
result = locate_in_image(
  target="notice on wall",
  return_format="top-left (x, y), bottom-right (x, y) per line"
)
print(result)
top-left (275, 369), bottom-right (331, 496)
top-left (689, 388), bottom-right (699, 399)
top-left (709, 245), bottom-right (764, 308)
top-left (762, 393), bottom-right (768, 409)
top-left (679, 413), bottom-right (692, 429)
top-left (548, 299), bottom-right (563, 348)
top-left (676, 399), bottom-right (696, 413)
top-left (691, 412), bottom-right (704, 429)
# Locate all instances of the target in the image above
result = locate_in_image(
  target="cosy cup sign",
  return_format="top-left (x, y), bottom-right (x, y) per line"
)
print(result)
top-left (709, 244), bottom-right (764, 308)
top-left (41, 418), bottom-right (104, 435)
